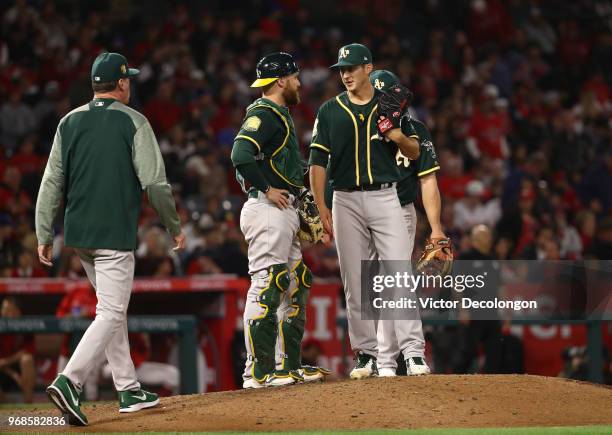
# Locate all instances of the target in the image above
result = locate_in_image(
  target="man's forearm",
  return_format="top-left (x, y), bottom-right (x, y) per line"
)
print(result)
top-left (420, 174), bottom-right (444, 237)
top-left (386, 129), bottom-right (419, 160)
top-left (309, 165), bottom-right (327, 207)
top-left (146, 183), bottom-right (181, 236)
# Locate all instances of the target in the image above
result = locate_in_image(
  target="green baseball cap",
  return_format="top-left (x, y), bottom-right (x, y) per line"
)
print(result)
top-left (330, 43), bottom-right (373, 69)
top-left (370, 70), bottom-right (400, 92)
top-left (91, 52), bottom-right (140, 83)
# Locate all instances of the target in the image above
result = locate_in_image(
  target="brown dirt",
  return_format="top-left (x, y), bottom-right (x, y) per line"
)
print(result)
top-left (4, 375), bottom-right (612, 432)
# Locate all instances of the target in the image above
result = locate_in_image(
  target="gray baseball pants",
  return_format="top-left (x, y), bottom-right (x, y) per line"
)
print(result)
top-left (239, 193), bottom-right (302, 381)
top-left (62, 249), bottom-right (140, 392)
top-left (375, 203), bottom-right (426, 370)
top-left (332, 185), bottom-right (412, 357)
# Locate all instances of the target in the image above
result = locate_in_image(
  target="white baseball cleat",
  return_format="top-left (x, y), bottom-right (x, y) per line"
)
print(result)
top-left (378, 368), bottom-right (397, 377)
top-left (242, 378), bottom-right (266, 389)
top-left (265, 370), bottom-right (303, 387)
top-left (406, 357), bottom-right (431, 375)
top-left (350, 352), bottom-right (378, 379)
top-left (299, 365), bottom-right (332, 382)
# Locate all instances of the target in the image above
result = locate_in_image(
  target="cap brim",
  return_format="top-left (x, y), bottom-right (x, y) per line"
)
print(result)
top-left (330, 60), bottom-right (368, 69)
top-left (250, 77), bottom-right (279, 88)
top-left (127, 68), bottom-right (140, 77)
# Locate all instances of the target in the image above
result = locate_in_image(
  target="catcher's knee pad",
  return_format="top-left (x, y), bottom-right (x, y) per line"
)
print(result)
top-left (247, 264), bottom-right (289, 381)
top-left (279, 259), bottom-right (312, 370)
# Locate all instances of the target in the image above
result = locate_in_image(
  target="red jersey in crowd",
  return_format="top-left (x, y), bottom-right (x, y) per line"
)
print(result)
top-left (467, 109), bottom-right (508, 159)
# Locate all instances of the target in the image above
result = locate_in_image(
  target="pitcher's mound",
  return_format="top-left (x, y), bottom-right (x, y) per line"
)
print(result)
top-left (13, 375), bottom-right (612, 431)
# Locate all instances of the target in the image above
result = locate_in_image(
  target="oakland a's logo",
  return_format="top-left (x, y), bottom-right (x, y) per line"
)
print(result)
top-left (373, 78), bottom-right (385, 90)
top-left (339, 47), bottom-right (350, 59)
top-left (120, 64), bottom-right (127, 74)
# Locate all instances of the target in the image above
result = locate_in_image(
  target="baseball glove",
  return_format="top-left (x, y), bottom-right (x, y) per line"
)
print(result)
top-left (415, 237), bottom-right (454, 277)
top-left (377, 84), bottom-right (413, 135)
top-left (295, 189), bottom-right (325, 243)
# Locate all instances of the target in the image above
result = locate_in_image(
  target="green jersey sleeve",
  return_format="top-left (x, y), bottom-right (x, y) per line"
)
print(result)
top-left (308, 108), bottom-right (331, 167)
top-left (400, 116), bottom-right (420, 141)
top-left (413, 120), bottom-right (440, 177)
top-left (234, 108), bottom-right (278, 155)
top-left (309, 108), bottom-right (331, 155)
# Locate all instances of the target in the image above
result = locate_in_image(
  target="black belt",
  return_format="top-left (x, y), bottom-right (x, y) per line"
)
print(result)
top-left (247, 189), bottom-right (297, 205)
top-left (336, 183), bottom-right (393, 192)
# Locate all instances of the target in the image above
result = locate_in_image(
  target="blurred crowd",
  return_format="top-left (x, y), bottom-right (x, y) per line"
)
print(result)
top-left (0, 0), bottom-right (611, 281)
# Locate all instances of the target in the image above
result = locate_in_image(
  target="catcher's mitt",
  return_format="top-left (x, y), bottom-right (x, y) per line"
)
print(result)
top-left (415, 237), bottom-right (453, 277)
top-left (377, 84), bottom-right (413, 135)
top-left (295, 189), bottom-right (325, 243)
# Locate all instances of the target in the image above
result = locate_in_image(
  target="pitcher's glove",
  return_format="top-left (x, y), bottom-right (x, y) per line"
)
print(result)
top-left (415, 237), bottom-right (454, 277)
top-left (377, 84), bottom-right (413, 135)
top-left (295, 189), bottom-right (325, 243)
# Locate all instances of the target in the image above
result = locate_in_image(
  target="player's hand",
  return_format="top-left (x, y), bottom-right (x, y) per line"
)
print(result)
top-left (172, 232), bottom-right (186, 251)
top-left (265, 187), bottom-right (290, 209)
top-left (382, 123), bottom-right (402, 141)
top-left (38, 244), bottom-right (53, 267)
top-left (318, 204), bottom-right (333, 239)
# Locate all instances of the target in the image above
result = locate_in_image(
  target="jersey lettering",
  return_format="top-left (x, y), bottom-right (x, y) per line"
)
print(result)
top-left (396, 149), bottom-right (411, 168)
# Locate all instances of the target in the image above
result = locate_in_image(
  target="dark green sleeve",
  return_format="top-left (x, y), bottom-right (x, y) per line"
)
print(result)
top-left (309, 147), bottom-right (329, 167)
top-left (231, 138), bottom-right (271, 192)
top-left (234, 108), bottom-right (278, 155)
top-left (413, 121), bottom-right (440, 177)
top-left (236, 162), bottom-right (269, 192)
top-left (231, 139), bottom-right (258, 166)
top-left (309, 107), bottom-right (331, 166)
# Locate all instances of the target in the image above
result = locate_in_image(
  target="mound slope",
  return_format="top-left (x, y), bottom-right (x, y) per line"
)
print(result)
top-left (6, 375), bottom-right (612, 432)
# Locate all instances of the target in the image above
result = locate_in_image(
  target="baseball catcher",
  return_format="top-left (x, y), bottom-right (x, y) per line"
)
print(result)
top-left (232, 52), bottom-right (329, 389)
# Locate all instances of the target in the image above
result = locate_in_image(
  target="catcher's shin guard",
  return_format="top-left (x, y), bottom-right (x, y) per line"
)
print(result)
top-left (278, 259), bottom-right (311, 370)
top-left (245, 264), bottom-right (289, 382)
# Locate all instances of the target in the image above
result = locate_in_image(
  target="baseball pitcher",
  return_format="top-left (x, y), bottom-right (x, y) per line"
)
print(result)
top-left (36, 52), bottom-right (185, 425)
top-left (370, 70), bottom-right (450, 376)
top-left (232, 52), bottom-right (327, 389)
top-left (309, 44), bottom-right (421, 379)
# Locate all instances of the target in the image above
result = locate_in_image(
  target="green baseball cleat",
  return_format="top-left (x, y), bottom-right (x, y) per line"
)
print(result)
top-left (118, 389), bottom-right (160, 413)
top-left (350, 352), bottom-right (378, 379)
top-left (265, 369), bottom-right (304, 387)
top-left (300, 365), bottom-right (332, 382)
top-left (46, 374), bottom-right (88, 426)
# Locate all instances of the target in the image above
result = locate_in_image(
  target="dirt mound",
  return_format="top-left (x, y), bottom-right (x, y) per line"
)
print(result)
top-left (6, 375), bottom-right (612, 432)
